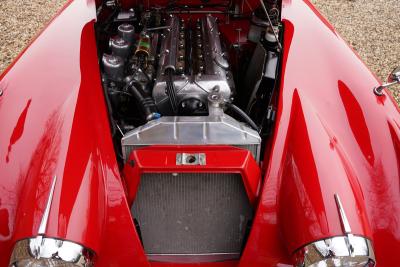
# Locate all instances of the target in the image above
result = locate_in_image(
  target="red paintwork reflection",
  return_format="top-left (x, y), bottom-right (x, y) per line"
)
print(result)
top-left (338, 81), bottom-right (375, 165)
top-left (6, 99), bottom-right (31, 163)
top-left (0, 0), bottom-right (399, 266)
top-left (240, 0), bottom-right (400, 266)
top-left (0, 0), bottom-right (147, 266)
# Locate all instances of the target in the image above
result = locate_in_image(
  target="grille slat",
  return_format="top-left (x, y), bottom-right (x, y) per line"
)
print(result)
top-left (131, 173), bottom-right (253, 258)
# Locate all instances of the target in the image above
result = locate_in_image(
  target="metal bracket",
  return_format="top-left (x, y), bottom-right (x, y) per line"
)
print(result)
top-left (176, 153), bottom-right (206, 165)
top-left (374, 66), bottom-right (400, 96)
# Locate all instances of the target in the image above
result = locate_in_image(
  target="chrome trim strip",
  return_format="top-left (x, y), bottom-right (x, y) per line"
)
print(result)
top-left (334, 193), bottom-right (352, 234)
top-left (9, 237), bottom-right (94, 267)
top-left (38, 175), bottom-right (57, 234)
top-left (334, 193), bottom-right (358, 257)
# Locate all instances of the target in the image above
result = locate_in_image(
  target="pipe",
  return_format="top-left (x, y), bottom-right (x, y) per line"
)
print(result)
top-left (125, 81), bottom-right (160, 121)
top-left (226, 102), bottom-right (259, 131)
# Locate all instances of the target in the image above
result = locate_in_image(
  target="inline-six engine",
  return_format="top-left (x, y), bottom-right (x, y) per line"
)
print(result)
top-left (102, 14), bottom-right (234, 117)
top-left (97, 2), bottom-right (301, 170)
top-left (100, 13), bottom-right (261, 162)
top-left (154, 15), bottom-right (234, 115)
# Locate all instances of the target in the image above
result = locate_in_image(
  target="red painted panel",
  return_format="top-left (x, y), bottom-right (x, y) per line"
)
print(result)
top-left (240, 1), bottom-right (400, 266)
top-left (124, 145), bottom-right (261, 205)
top-left (0, 0), bottom-right (148, 266)
top-left (0, 0), bottom-right (399, 266)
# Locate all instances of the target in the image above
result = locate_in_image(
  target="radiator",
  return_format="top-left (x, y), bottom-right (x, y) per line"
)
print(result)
top-left (131, 172), bottom-right (253, 262)
top-left (121, 115), bottom-right (262, 163)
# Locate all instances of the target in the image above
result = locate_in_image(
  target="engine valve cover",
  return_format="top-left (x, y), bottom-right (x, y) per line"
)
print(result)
top-left (153, 15), bottom-right (234, 114)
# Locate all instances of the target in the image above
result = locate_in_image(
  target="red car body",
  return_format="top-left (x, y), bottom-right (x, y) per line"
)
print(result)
top-left (0, 0), bottom-right (399, 266)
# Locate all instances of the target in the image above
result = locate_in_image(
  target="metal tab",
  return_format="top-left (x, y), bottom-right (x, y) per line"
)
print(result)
top-left (176, 153), bottom-right (206, 165)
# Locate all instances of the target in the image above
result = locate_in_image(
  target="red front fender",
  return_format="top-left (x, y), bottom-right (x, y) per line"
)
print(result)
top-left (240, 0), bottom-right (400, 266)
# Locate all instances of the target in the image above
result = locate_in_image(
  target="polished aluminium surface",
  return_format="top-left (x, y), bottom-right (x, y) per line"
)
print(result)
top-left (373, 66), bottom-right (400, 95)
top-left (117, 23), bottom-right (135, 45)
top-left (294, 194), bottom-right (376, 266)
top-left (176, 152), bottom-right (206, 165)
top-left (294, 236), bottom-right (375, 267)
top-left (102, 54), bottom-right (124, 81)
top-left (9, 237), bottom-right (94, 267)
top-left (110, 37), bottom-right (130, 58)
top-left (153, 15), bottom-right (234, 113)
top-left (121, 113), bottom-right (261, 162)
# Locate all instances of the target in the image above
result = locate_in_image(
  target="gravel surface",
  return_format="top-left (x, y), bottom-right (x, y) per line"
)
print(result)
top-left (311, 0), bottom-right (400, 102)
top-left (0, 0), bottom-right (399, 101)
top-left (0, 0), bottom-right (67, 72)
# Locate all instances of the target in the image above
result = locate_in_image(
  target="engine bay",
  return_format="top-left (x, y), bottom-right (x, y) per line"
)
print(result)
top-left (95, 0), bottom-right (282, 164)
top-left (96, 0), bottom-right (283, 261)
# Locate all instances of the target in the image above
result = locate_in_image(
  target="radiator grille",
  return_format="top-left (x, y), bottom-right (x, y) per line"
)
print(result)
top-left (131, 173), bottom-right (253, 260)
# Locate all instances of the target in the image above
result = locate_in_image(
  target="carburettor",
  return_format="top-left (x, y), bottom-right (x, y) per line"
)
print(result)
top-left (153, 15), bottom-right (235, 115)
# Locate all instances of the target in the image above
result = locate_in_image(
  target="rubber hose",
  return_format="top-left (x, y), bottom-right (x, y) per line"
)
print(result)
top-left (126, 81), bottom-right (159, 121)
top-left (226, 102), bottom-right (259, 131)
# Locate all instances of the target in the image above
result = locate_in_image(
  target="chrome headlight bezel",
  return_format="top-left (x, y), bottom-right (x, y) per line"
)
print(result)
top-left (9, 236), bottom-right (94, 267)
top-left (294, 235), bottom-right (375, 267)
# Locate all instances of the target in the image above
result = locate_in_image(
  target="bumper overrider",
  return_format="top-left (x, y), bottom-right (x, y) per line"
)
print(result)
top-left (8, 174), bottom-right (94, 267)
top-left (9, 236), bottom-right (94, 267)
top-left (294, 235), bottom-right (375, 267)
top-left (293, 194), bottom-right (376, 267)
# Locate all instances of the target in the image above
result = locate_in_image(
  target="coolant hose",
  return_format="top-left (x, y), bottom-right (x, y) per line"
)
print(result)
top-left (226, 102), bottom-right (259, 132)
top-left (126, 81), bottom-right (160, 121)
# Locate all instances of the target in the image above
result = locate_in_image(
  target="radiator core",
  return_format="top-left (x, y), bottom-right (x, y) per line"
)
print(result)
top-left (131, 172), bottom-right (253, 262)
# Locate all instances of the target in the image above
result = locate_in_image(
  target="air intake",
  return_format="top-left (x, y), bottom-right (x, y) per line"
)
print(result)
top-left (131, 172), bottom-right (253, 262)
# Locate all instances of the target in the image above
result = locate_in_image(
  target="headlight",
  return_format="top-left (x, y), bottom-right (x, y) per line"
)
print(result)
top-left (9, 237), bottom-right (94, 267)
top-left (294, 236), bottom-right (375, 267)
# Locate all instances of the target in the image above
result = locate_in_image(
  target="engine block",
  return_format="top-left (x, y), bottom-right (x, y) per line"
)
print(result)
top-left (153, 15), bottom-right (234, 115)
